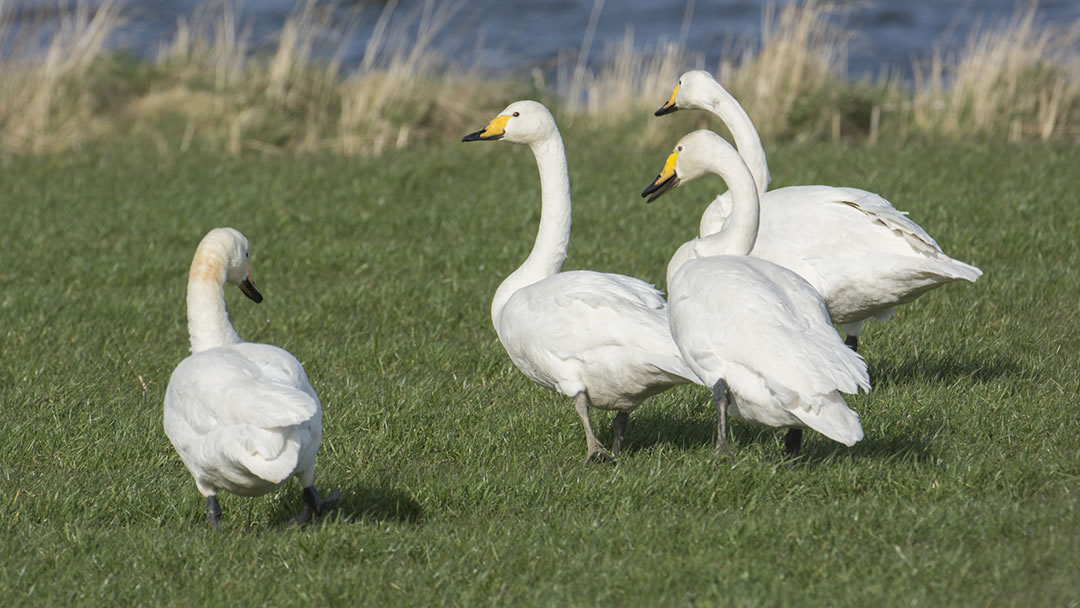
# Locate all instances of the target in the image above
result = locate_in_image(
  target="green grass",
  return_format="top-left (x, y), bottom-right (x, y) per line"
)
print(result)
top-left (1, 124), bottom-right (1078, 606)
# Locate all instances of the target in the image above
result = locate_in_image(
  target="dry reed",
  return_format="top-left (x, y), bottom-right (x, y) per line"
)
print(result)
top-left (0, 0), bottom-right (1076, 156)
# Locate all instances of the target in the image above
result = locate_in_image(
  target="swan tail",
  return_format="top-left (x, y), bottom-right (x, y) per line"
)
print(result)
top-left (937, 257), bottom-right (983, 283)
top-left (227, 426), bottom-right (303, 484)
top-left (790, 391), bottom-right (864, 446)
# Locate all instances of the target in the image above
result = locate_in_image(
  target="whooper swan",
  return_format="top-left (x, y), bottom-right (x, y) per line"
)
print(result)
top-left (642, 131), bottom-right (869, 457)
top-left (164, 227), bottom-right (338, 528)
top-left (656, 70), bottom-right (982, 351)
top-left (462, 100), bottom-right (697, 463)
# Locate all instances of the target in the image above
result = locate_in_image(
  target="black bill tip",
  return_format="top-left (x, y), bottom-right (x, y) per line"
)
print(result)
top-left (239, 278), bottom-right (263, 303)
top-left (641, 174), bottom-right (680, 203)
top-left (654, 103), bottom-right (678, 116)
top-left (461, 130), bottom-right (503, 142)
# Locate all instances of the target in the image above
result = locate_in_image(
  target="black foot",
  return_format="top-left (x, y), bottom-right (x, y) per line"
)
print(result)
top-left (585, 448), bottom-right (615, 465)
top-left (784, 428), bottom-right (803, 461)
top-left (205, 495), bottom-right (222, 529)
top-left (844, 335), bottom-right (859, 351)
top-left (293, 486), bottom-right (341, 525)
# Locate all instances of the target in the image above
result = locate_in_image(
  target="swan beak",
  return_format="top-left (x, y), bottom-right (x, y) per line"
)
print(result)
top-left (654, 83), bottom-right (680, 116)
top-left (641, 149), bottom-right (681, 203)
top-left (239, 273), bottom-right (263, 303)
top-left (461, 114), bottom-right (510, 142)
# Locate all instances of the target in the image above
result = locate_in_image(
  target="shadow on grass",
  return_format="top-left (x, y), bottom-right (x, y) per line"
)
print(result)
top-left (617, 398), bottom-right (937, 465)
top-left (616, 403), bottom-right (793, 458)
top-left (868, 350), bottom-right (1026, 388)
top-left (273, 482), bottom-right (424, 526)
top-left (798, 431), bottom-right (934, 466)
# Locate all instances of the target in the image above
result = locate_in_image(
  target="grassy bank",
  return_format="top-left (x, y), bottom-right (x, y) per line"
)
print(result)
top-left (1, 121), bottom-right (1078, 604)
top-left (0, 0), bottom-right (1077, 156)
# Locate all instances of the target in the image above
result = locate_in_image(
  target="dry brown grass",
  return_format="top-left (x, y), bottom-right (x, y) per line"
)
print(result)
top-left (911, 1), bottom-right (1080, 141)
top-left (0, 0), bottom-right (1076, 156)
top-left (0, 0), bottom-right (124, 153)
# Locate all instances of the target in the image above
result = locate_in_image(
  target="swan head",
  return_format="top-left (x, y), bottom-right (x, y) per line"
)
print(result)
top-left (655, 70), bottom-right (718, 116)
top-left (641, 130), bottom-right (730, 203)
top-left (461, 100), bottom-right (558, 146)
top-left (191, 227), bottom-right (262, 303)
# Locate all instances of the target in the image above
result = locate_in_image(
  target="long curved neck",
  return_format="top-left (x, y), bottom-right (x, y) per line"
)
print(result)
top-left (491, 132), bottom-right (572, 326)
top-left (669, 136), bottom-right (761, 280)
top-left (186, 243), bottom-right (242, 353)
top-left (701, 79), bottom-right (770, 195)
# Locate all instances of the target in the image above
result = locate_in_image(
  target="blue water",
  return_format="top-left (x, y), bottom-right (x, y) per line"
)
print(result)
top-left (6, 0), bottom-right (1079, 80)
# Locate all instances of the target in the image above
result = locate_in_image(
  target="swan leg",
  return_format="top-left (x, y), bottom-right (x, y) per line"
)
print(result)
top-left (292, 486), bottom-right (341, 525)
top-left (574, 392), bottom-right (613, 464)
top-left (712, 379), bottom-right (731, 455)
top-left (611, 411), bottom-right (630, 457)
top-left (205, 495), bottom-right (222, 529)
top-left (784, 428), bottom-right (803, 459)
top-left (844, 335), bottom-right (859, 351)
top-left (839, 321), bottom-right (862, 352)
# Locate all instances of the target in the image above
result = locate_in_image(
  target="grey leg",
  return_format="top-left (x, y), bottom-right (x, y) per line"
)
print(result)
top-left (844, 335), bottom-right (859, 351)
top-left (573, 392), bottom-right (613, 464)
top-left (784, 428), bottom-right (803, 459)
top-left (205, 495), bottom-right (222, 529)
top-left (712, 379), bottom-right (732, 455)
top-left (293, 486), bottom-right (341, 525)
top-left (611, 411), bottom-right (630, 457)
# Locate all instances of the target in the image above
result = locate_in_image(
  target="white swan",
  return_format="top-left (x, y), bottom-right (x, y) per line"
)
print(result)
top-left (642, 130), bottom-right (869, 456)
top-left (462, 100), bottom-right (698, 463)
top-left (656, 70), bottom-right (983, 350)
top-left (163, 227), bottom-right (338, 528)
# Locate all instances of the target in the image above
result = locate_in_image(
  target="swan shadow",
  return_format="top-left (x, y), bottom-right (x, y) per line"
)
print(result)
top-left (273, 482), bottom-right (424, 526)
top-left (614, 398), bottom-right (936, 465)
top-left (614, 401), bottom-right (803, 458)
top-left (797, 430), bottom-right (934, 466)
top-left (868, 350), bottom-right (1026, 388)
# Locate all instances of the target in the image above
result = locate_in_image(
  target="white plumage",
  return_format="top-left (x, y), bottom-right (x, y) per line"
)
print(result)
top-left (163, 227), bottom-right (336, 527)
top-left (657, 70), bottom-right (982, 348)
top-left (463, 100), bottom-right (697, 462)
top-left (643, 130), bottom-right (869, 454)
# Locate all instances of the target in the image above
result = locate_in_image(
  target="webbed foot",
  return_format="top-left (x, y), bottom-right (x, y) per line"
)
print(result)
top-left (292, 486), bottom-right (340, 525)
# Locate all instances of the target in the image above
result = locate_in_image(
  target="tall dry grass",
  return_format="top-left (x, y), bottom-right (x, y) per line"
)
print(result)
top-left (0, 0), bottom-right (1076, 155)
top-left (138, 0), bottom-right (514, 156)
top-left (911, 2), bottom-right (1080, 141)
top-left (558, 0), bottom-right (1076, 143)
top-left (0, 0), bottom-right (124, 153)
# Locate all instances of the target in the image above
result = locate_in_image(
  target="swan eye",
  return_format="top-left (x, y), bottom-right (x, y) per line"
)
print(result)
top-left (677, 146), bottom-right (683, 151)
top-left (512, 112), bottom-right (520, 117)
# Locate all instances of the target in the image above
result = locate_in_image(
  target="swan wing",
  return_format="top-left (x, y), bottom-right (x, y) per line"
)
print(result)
top-left (670, 257), bottom-right (869, 400)
top-left (164, 344), bottom-right (321, 491)
top-left (498, 270), bottom-right (697, 392)
top-left (166, 345), bottom-right (319, 433)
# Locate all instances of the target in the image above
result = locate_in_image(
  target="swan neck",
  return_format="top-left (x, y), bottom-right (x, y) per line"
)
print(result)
top-left (491, 132), bottom-right (573, 327)
top-left (695, 140), bottom-right (760, 258)
top-left (704, 82), bottom-right (770, 194)
top-left (186, 246), bottom-right (242, 353)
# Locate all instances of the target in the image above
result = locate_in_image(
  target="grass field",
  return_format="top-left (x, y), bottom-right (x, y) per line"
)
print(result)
top-left (1, 121), bottom-right (1078, 605)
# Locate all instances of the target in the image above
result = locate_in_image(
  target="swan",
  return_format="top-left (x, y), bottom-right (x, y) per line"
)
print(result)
top-left (163, 227), bottom-right (338, 528)
top-left (642, 130), bottom-right (869, 457)
top-left (462, 100), bottom-right (698, 463)
top-left (655, 70), bottom-right (983, 350)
